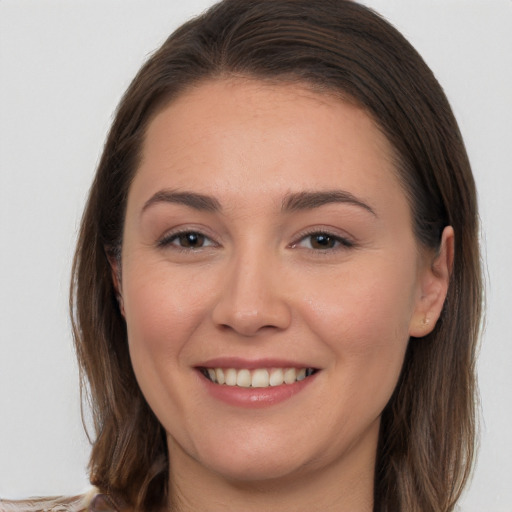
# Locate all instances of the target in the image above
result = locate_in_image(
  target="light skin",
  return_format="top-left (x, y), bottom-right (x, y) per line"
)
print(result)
top-left (113, 79), bottom-right (453, 512)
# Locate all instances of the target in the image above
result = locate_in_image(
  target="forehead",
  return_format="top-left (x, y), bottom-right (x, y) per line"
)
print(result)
top-left (130, 78), bottom-right (405, 217)
top-left (143, 79), bottom-right (390, 154)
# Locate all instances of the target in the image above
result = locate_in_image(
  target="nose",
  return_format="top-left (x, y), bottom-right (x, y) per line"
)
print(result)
top-left (211, 251), bottom-right (292, 337)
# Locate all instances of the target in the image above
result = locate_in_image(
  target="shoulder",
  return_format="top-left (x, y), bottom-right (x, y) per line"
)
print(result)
top-left (0, 488), bottom-right (122, 512)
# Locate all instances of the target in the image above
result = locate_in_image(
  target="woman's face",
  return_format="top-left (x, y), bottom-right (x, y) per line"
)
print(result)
top-left (118, 79), bottom-right (440, 486)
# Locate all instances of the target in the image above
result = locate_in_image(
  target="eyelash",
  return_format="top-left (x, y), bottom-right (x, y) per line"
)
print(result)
top-left (157, 229), bottom-right (354, 252)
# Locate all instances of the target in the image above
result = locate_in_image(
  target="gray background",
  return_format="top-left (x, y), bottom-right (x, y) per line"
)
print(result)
top-left (1, 1), bottom-right (511, 510)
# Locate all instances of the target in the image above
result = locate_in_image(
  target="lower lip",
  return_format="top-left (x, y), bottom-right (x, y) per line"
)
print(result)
top-left (198, 371), bottom-right (318, 408)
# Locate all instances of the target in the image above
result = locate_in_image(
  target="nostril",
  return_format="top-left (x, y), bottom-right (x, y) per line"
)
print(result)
top-left (213, 308), bottom-right (291, 336)
top-left (211, 273), bottom-right (293, 335)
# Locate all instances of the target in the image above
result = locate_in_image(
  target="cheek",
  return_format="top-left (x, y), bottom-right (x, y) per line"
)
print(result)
top-left (121, 265), bottom-right (211, 387)
top-left (299, 256), bottom-right (418, 387)
top-left (305, 261), bottom-right (416, 336)
top-left (123, 263), bottom-right (207, 339)
top-left (120, 265), bottom-right (218, 435)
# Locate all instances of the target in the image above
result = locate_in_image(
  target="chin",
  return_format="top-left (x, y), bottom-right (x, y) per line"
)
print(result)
top-left (205, 453), bottom-right (309, 484)
top-left (173, 427), bottom-right (316, 484)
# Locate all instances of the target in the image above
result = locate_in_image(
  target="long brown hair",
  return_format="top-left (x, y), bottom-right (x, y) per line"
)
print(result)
top-left (71, 1), bottom-right (482, 510)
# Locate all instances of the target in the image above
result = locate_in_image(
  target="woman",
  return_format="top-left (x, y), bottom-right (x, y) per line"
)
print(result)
top-left (1, 0), bottom-right (482, 511)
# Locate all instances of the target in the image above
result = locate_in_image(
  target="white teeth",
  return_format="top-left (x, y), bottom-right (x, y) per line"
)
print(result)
top-left (225, 368), bottom-right (237, 386)
top-left (204, 367), bottom-right (315, 387)
top-left (236, 369), bottom-right (251, 388)
top-left (269, 368), bottom-right (284, 386)
top-left (251, 369), bottom-right (269, 388)
top-left (215, 368), bottom-right (225, 385)
top-left (283, 368), bottom-right (297, 384)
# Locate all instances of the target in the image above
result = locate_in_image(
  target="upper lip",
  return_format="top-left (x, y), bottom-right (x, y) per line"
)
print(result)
top-left (195, 357), bottom-right (319, 370)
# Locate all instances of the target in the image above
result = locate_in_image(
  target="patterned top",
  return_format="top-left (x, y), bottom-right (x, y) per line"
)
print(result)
top-left (0, 489), bottom-right (129, 512)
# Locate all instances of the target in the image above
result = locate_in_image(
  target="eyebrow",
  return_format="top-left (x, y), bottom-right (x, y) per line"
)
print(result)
top-left (141, 188), bottom-right (376, 216)
top-left (282, 190), bottom-right (376, 216)
top-left (142, 190), bottom-right (221, 214)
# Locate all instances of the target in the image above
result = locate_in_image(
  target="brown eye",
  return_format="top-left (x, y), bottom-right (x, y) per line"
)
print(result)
top-left (158, 231), bottom-right (215, 250)
top-left (177, 232), bottom-right (205, 248)
top-left (294, 231), bottom-right (354, 251)
top-left (309, 233), bottom-right (337, 249)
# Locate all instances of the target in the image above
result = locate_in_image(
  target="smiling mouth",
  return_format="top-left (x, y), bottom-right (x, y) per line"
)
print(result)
top-left (199, 367), bottom-right (318, 388)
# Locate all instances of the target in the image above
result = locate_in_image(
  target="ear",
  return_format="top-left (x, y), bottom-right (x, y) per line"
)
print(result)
top-left (409, 226), bottom-right (454, 338)
top-left (107, 250), bottom-right (125, 317)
